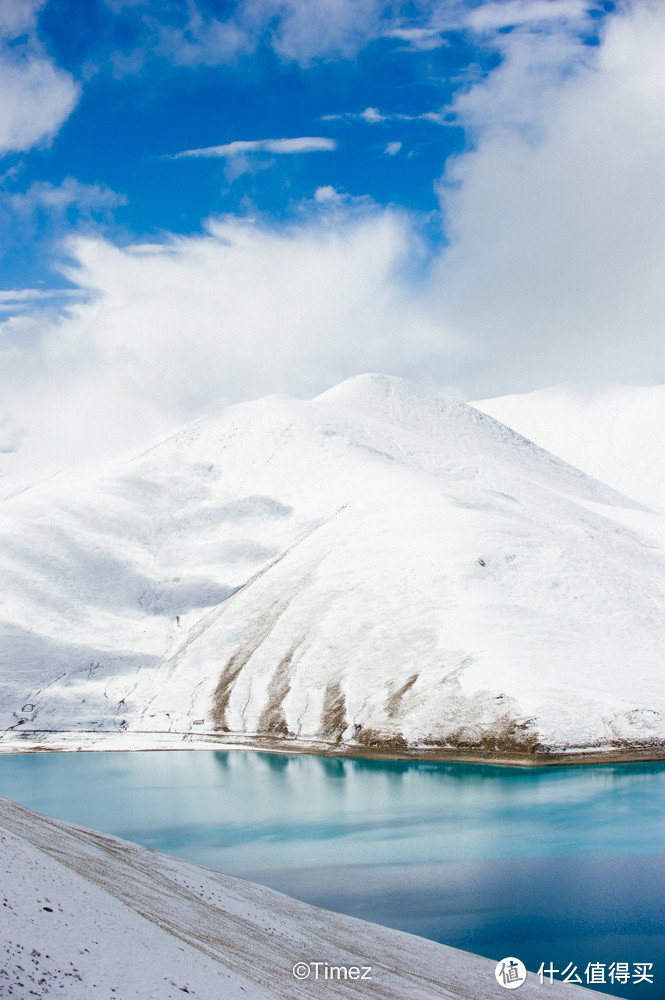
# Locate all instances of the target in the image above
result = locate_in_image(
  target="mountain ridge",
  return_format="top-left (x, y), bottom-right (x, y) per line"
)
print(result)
top-left (1, 375), bottom-right (663, 756)
top-left (474, 383), bottom-right (665, 510)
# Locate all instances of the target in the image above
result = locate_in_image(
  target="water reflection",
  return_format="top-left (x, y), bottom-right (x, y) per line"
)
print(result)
top-left (3, 751), bottom-right (664, 870)
top-left (211, 750), bottom-right (230, 770)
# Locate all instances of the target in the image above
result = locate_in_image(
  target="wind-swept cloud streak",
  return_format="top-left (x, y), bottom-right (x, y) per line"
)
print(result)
top-left (169, 137), bottom-right (337, 159)
top-left (322, 107), bottom-right (450, 125)
top-left (0, 288), bottom-right (81, 312)
top-left (466, 0), bottom-right (589, 33)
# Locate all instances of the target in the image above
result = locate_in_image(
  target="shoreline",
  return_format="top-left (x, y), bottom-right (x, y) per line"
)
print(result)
top-left (1, 729), bottom-right (665, 766)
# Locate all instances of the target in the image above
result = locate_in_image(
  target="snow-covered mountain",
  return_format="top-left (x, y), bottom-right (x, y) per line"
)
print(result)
top-left (1, 374), bottom-right (663, 755)
top-left (474, 384), bottom-right (665, 511)
top-left (0, 796), bottom-right (609, 1000)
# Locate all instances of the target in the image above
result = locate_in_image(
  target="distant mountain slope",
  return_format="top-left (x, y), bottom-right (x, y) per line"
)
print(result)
top-left (474, 384), bottom-right (665, 510)
top-left (1, 374), bottom-right (663, 755)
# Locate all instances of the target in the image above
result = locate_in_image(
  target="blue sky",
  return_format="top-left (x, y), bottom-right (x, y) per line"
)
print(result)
top-left (0, 0), bottom-right (663, 478)
top-left (1, 0), bottom-right (609, 289)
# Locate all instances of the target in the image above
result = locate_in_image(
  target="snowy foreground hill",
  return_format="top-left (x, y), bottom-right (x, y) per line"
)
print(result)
top-left (1, 374), bottom-right (664, 756)
top-left (0, 795), bottom-right (614, 1000)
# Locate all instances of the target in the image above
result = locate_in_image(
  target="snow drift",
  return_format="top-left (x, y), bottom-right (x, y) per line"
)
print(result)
top-left (0, 374), bottom-right (663, 754)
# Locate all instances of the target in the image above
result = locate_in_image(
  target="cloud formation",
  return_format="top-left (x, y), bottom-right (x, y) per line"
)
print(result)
top-left (0, 1), bottom-right (79, 155)
top-left (2, 1), bottom-right (664, 486)
top-left (466, 0), bottom-right (588, 32)
top-left (0, 288), bottom-right (79, 313)
top-left (97, 0), bottom-right (603, 76)
top-left (9, 178), bottom-right (126, 218)
top-left (138, 0), bottom-right (387, 69)
top-left (170, 136), bottom-right (337, 158)
top-left (434, 0), bottom-right (665, 392)
top-left (360, 107), bottom-right (385, 124)
top-left (323, 106), bottom-right (448, 126)
top-left (0, 0), bottom-right (44, 36)
top-left (382, 25), bottom-right (449, 51)
top-left (0, 209), bottom-right (444, 482)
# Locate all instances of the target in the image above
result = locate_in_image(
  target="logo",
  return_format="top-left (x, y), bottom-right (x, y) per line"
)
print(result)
top-left (496, 957), bottom-right (527, 989)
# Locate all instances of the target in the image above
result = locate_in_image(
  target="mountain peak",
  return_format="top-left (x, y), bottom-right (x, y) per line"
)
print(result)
top-left (1, 374), bottom-right (663, 757)
top-left (316, 372), bottom-right (447, 413)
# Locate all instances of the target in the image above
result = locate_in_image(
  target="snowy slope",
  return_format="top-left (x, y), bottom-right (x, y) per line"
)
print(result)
top-left (0, 796), bottom-right (613, 1000)
top-left (0, 374), bottom-right (664, 754)
top-left (474, 385), bottom-right (665, 511)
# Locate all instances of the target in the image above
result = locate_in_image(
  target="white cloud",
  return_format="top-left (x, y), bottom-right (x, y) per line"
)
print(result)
top-left (0, 288), bottom-right (80, 313)
top-left (171, 136), bottom-right (337, 158)
top-left (9, 178), bottom-right (126, 216)
top-left (242, 0), bottom-right (385, 64)
top-left (360, 107), bottom-right (385, 123)
top-left (323, 105), bottom-right (451, 127)
top-left (313, 185), bottom-right (340, 202)
top-left (0, 56), bottom-right (79, 155)
top-left (442, 3), bottom-right (599, 140)
top-left (147, 0), bottom-right (386, 69)
top-left (0, 209), bottom-right (447, 477)
top-left (107, 0), bottom-right (594, 74)
top-left (385, 0), bottom-right (590, 48)
top-left (169, 136), bottom-right (337, 183)
top-left (0, 179), bottom-right (126, 273)
top-left (153, 8), bottom-right (252, 67)
top-left (0, 2), bottom-right (79, 155)
top-left (383, 26), bottom-right (448, 51)
top-left (0, 289), bottom-right (47, 304)
top-left (0, 0), bottom-right (44, 35)
top-left (3, 1), bottom-right (664, 484)
top-left (98, 0), bottom-right (599, 76)
top-left (385, 141), bottom-right (402, 156)
top-left (433, 0), bottom-right (665, 393)
top-left (467, 0), bottom-right (589, 33)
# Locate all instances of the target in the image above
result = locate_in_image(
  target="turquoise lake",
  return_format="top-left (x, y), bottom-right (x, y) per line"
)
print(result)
top-left (1, 750), bottom-right (663, 999)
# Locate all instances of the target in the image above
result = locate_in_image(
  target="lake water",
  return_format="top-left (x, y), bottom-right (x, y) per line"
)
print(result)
top-left (1, 750), bottom-right (663, 999)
